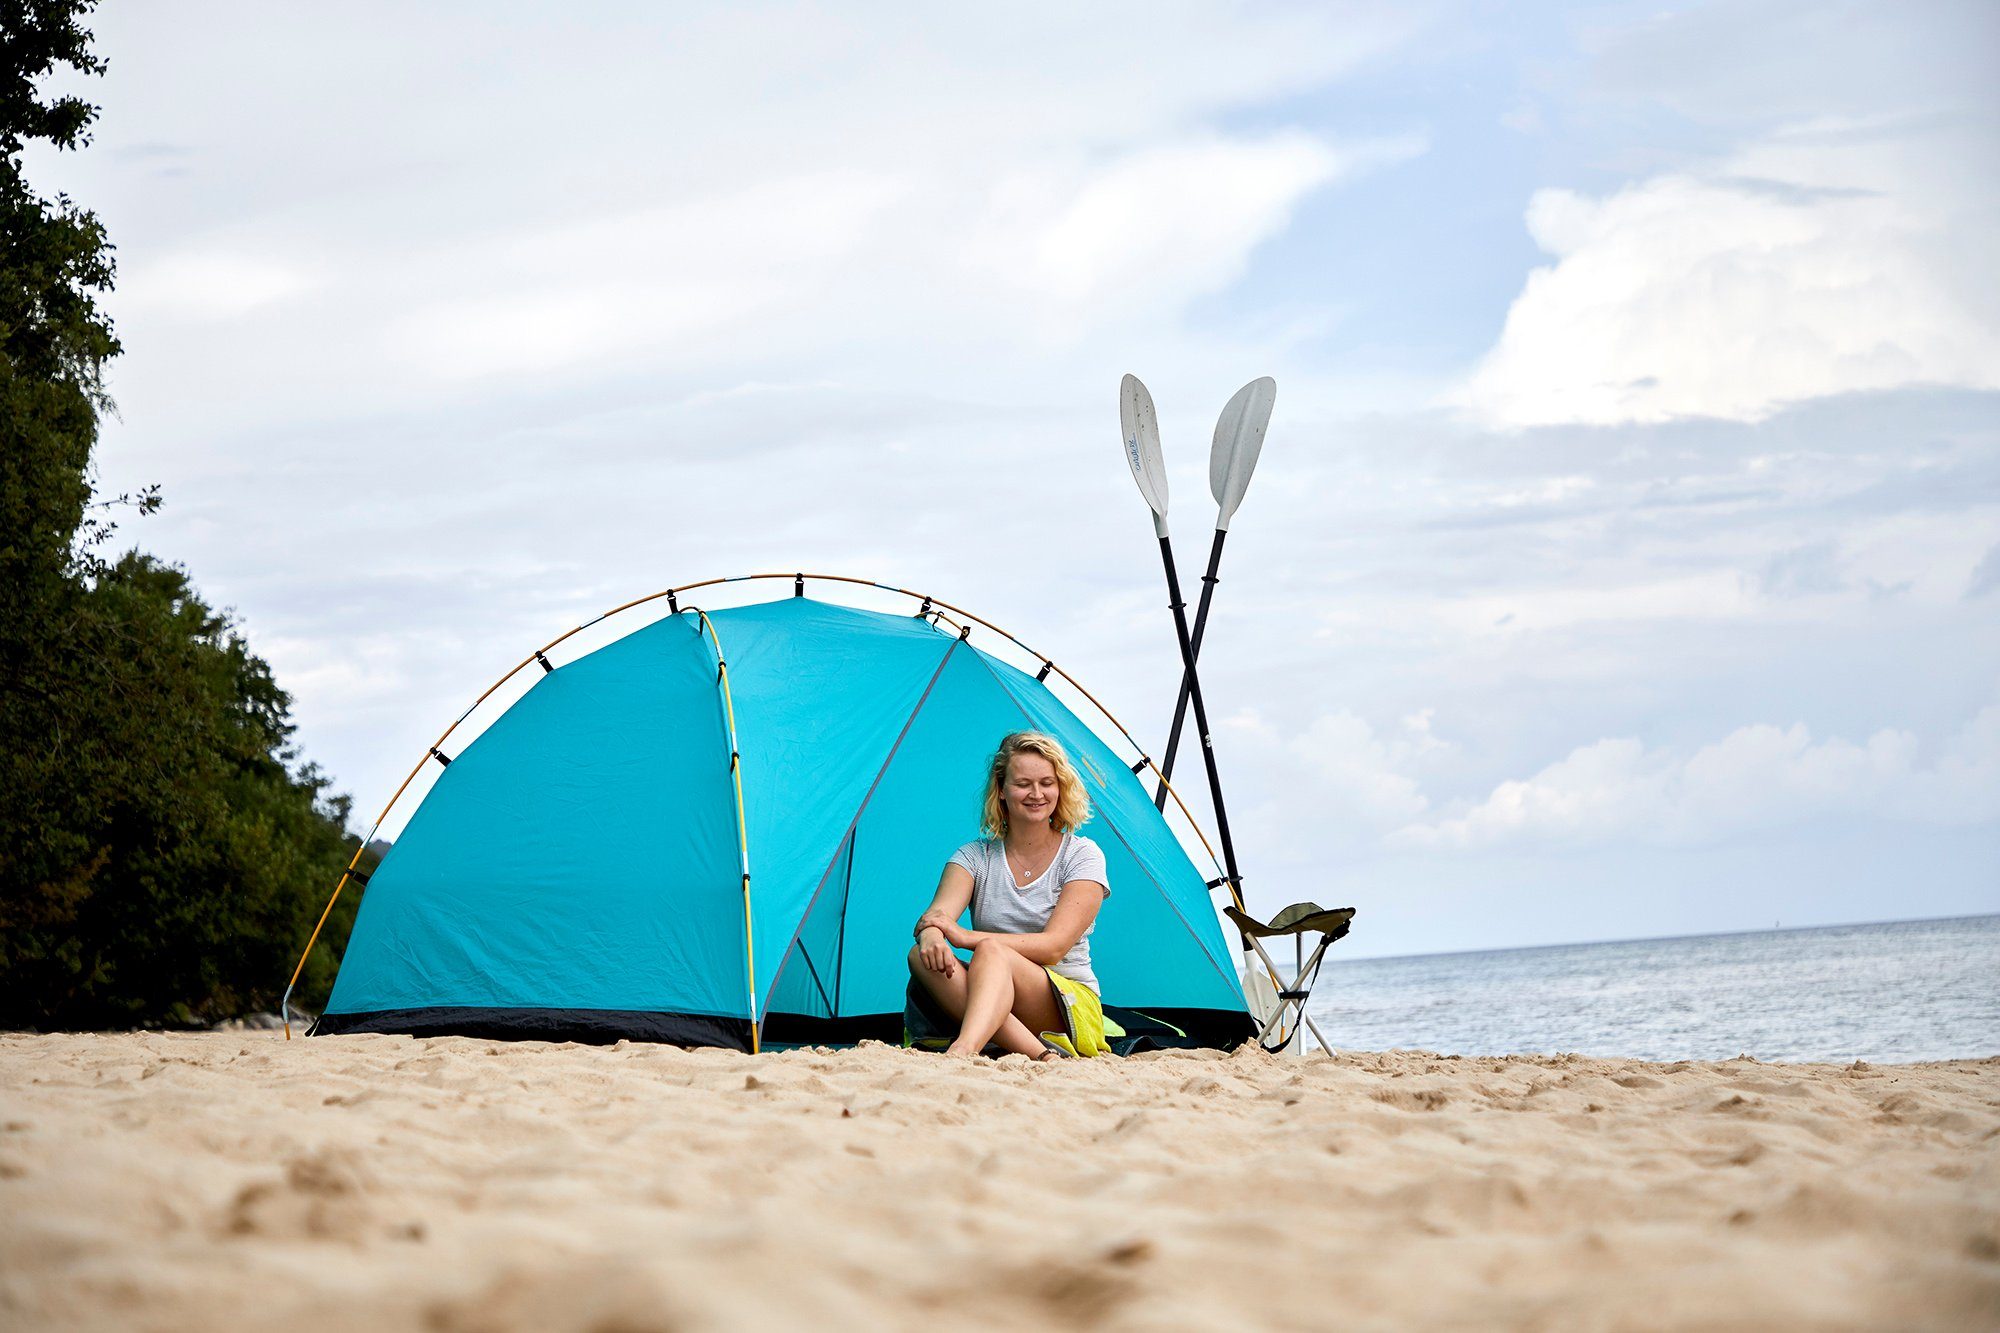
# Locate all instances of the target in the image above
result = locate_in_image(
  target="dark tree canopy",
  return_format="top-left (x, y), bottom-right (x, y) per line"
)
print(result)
top-left (0, 0), bottom-right (105, 158)
top-left (1, 1), bottom-right (362, 1028)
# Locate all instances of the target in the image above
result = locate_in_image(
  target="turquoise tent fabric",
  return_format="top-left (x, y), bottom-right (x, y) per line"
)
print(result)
top-left (318, 596), bottom-right (1248, 1049)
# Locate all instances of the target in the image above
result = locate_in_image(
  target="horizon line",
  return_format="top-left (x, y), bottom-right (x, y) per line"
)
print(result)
top-left (1334, 909), bottom-right (2000, 967)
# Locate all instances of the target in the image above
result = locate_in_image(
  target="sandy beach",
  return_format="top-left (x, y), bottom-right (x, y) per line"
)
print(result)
top-left (1, 1033), bottom-right (1994, 1331)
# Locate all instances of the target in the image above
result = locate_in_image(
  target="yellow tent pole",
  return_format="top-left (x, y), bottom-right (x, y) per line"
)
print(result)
top-left (281, 852), bottom-right (361, 1040)
top-left (690, 609), bottom-right (759, 1053)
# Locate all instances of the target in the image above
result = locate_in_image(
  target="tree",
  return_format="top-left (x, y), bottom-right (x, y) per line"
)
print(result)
top-left (0, 2), bottom-right (361, 1027)
top-left (1, 1), bottom-right (115, 632)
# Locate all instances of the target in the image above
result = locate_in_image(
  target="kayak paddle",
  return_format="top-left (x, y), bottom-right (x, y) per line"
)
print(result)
top-left (1118, 374), bottom-right (1246, 907)
top-left (1153, 376), bottom-right (1275, 808)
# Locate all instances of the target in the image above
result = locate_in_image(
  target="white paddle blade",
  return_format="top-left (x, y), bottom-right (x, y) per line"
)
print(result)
top-left (1119, 373), bottom-right (1170, 537)
top-left (1242, 960), bottom-right (1279, 1025)
top-left (1208, 376), bottom-right (1276, 531)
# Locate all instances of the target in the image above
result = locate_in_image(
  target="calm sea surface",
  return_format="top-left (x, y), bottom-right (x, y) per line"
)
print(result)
top-left (1307, 914), bottom-right (2000, 1064)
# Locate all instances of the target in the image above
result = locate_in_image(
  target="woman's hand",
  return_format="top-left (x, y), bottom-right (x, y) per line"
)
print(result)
top-left (919, 910), bottom-right (972, 950)
top-left (916, 925), bottom-right (958, 978)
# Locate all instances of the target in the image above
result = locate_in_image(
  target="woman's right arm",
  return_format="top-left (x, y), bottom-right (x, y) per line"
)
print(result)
top-left (914, 864), bottom-right (975, 977)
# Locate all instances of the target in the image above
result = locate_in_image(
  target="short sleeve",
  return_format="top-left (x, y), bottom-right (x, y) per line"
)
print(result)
top-left (1063, 835), bottom-right (1109, 897)
top-left (947, 840), bottom-right (984, 879)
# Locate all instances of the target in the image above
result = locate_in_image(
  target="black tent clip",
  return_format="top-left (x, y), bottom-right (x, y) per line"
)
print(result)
top-left (1131, 757), bottom-right (1149, 774)
top-left (1037, 661), bottom-right (1054, 681)
top-left (429, 746), bottom-right (453, 768)
top-left (668, 590), bottom-right (680, 613)
top-left (916, 596), bottom-right (933, 619)
top-left (957, 624), bottom-right (971, 640)
top-left (534, 649), bottom-right (554, 674)
top-left (794, 573), bottom-right (804, 597)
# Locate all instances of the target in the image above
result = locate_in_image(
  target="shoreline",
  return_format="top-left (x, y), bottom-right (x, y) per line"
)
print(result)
top-left (3, 1032), bottom-right (1995, 1330)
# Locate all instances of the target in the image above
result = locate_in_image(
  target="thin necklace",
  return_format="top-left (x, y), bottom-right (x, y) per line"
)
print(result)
top-left (1005, 833), bottom-right (1057, 883)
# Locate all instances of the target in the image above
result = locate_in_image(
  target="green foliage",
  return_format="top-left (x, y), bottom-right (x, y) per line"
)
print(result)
top-left (0, 4), bottom-right (116, 633)
top-left (0, 1), bottom-right (105, 159)
top-left (1, 557), bottom-right (367, 1026)
top-left (0, 1), bottom-right (361, 1028)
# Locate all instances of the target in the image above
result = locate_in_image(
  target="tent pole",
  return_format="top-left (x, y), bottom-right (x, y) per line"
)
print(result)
top-left (694, 609), bottom-right (760, 1055)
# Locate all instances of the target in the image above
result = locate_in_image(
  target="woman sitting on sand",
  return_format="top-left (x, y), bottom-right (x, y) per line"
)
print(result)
top-left (908, 730), bottom-right (1110, 1060)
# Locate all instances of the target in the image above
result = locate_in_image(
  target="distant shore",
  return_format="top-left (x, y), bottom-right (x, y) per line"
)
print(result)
top-left (3, 1033), bottom-right (1995, 1330)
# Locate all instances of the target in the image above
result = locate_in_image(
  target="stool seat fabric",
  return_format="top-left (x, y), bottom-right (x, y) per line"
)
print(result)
top-left (1225, 903), bottom-right (1354, 940)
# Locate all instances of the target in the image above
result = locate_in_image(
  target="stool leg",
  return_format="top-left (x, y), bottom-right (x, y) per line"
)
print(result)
top-left (1302, 1010), bottom-right (1335, 1053)
top-left (1244, 933), bottom-right (1339, 1053)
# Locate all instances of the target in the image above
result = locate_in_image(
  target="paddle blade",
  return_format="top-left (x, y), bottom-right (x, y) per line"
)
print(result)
top-left (1209, 376), bottom-right (1275, 531)
top-left (1119, 373), bottom-right (1170, 537)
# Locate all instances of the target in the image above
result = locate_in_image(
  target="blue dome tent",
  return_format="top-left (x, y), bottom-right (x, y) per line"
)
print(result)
top-left (295, 576), bottom-right (1253, 1051)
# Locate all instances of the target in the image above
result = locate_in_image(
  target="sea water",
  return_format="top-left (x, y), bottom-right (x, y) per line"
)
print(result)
top-left (1306, 914), bottom-right (2000, 1064)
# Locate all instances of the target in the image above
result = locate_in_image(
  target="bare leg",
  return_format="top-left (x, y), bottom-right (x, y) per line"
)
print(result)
top-left (908, 944), bottom-right (1047, 1058)
top-left (907, 942), bottom-right (967, 1011)
top-left (946, 939), bottom-right (1064, 1059)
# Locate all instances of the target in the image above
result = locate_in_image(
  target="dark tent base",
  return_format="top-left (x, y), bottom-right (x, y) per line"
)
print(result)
top-left (311, 1006), bottom-right (755, 1049)
top-left (313, 1004), bottom-right (1254, 1052)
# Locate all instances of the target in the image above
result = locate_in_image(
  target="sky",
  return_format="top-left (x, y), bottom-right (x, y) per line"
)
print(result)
top-left (31, 0), bottom-right (2000, 958)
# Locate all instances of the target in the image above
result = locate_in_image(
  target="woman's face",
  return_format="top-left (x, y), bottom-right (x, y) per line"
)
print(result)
top-left (1003, 752), bottom-right (1060, 826)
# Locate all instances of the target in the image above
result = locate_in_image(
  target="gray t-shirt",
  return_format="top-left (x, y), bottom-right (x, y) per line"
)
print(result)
top-left (947, 832), bottom-right (1110, 993)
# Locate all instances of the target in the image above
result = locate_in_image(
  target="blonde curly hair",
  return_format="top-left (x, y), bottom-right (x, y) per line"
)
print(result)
top-left (979, 731), bottom-right (1091, 837)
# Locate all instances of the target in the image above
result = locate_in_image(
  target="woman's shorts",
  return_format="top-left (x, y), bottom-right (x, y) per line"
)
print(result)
top-left (1042, 967), bottom-right (1111, 1058)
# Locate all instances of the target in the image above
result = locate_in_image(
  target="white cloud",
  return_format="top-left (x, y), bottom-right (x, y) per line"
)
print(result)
top-left (1966, 542), bottom-right (2000, 600)
top-left (1455, 125), bottom-right (2000, 428)
top-left (387, 172), bottom-right (904, 379)
top-left (999, 134), bottom-right (1357, 327)
top-left (1285, 710), bottom-right (1434, 825)
top-left (121, 251), bottom-right (317, 320)
top-left (1221, 708), bottom-right (1439, 870)
top-left (1442, 573), bottom-right (1756, 636)
top-left (360, 130), bottom-right (1402, 382)
top-left (1397, 706), bottom-right (2000, 849)
top-left (60, 4), bottom-right (1422, 424)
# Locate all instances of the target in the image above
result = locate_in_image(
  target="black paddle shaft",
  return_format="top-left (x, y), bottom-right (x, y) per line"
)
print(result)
top-left (1154, 527), bottom-right (1226, 809)
top-left (1154, 534), bottom-right (1244, 907)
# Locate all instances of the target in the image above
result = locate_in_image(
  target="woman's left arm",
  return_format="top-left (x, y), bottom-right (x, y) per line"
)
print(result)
top-left (925, 880), bottom-right (1105, 966)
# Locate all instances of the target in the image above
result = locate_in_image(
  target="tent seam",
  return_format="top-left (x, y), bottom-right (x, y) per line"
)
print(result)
top-left (757, 634), bottom-right (963, 1018)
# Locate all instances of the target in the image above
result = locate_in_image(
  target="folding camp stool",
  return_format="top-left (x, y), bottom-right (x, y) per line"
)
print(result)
top-left (1222, 903), bottom-right (1355, 1054)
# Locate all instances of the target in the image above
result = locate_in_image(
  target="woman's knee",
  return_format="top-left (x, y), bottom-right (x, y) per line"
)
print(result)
top-left (906, 942), bottom-right (927, 973)
top-left (969, 937), bottom-right (1011, 966)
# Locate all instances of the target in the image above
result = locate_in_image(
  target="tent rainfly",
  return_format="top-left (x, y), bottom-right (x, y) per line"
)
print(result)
top-left (302, 580), bottom-right (1254, 1051)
